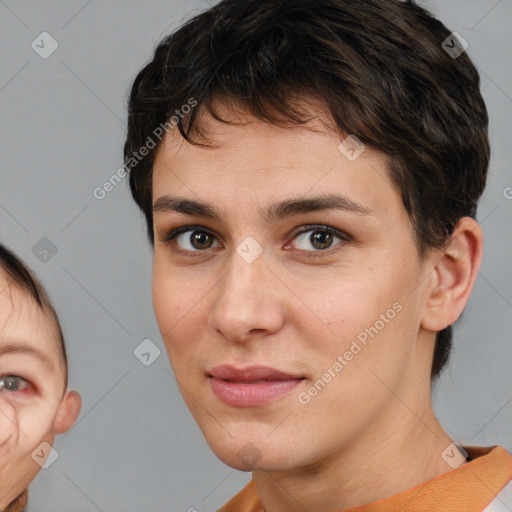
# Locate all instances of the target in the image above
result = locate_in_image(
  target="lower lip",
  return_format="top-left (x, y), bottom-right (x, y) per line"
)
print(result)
top-left (209, 377), bottom-right (304, 407)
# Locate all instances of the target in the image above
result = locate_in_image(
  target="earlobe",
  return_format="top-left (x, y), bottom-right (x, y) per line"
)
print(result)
top-left (421, 217), bottom-right (483, 332)
top-left (53, 390), bottom-right (82, 434)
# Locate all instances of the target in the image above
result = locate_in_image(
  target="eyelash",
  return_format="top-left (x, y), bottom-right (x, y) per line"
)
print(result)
top-left (160, 224), bottom-right (352, 258)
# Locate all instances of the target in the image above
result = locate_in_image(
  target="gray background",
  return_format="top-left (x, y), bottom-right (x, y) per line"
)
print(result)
top-left (0, 0), bottom-right (511, 510)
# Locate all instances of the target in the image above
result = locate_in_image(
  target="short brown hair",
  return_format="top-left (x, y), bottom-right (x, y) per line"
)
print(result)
top-left (124, 0), bottom-right (489, 379)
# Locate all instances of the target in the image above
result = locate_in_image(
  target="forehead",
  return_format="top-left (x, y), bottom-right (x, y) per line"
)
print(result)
top-left (0, 274), bottom-right (61, 368)
top-left (152, 101), bottom-right (402, 222)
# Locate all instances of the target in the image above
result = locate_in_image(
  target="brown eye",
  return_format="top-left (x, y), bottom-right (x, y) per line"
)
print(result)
top-left (310, 230), bottom-right (334, 250)
top-left (189, 231), bottom-right (214, 250)
top-left (291, 226), bottom-right (348, 252)
top-left (169, 227), bottom-right (221, 252)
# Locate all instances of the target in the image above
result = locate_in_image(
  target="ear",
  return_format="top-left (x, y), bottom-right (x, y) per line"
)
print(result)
top-left (53, 390), bottom-right (82, 434)
top-left (421, 217), bottom-right (483, 332)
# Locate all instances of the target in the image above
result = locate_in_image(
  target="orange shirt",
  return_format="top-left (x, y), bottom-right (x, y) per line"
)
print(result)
top-left (218, 446), bottom-right (512, 512)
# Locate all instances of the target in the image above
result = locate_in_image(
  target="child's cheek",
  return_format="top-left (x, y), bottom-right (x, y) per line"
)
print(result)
top-left (0, 394), bottom-right (54, 455)
top-left (0, 397), bottom-right (18, 452)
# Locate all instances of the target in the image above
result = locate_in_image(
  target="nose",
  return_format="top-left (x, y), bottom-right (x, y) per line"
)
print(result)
top-left (0, 399), bottom-right (18, 449)
top-left (208, 249), bottom-right (285, 344)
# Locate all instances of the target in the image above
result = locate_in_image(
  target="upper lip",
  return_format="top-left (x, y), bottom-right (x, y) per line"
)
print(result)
top-left (208, 365), bottom-right (304, 381)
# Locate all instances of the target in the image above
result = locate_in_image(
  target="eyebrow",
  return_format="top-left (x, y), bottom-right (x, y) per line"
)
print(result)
top-left (153, 193), bottom-right (372, 223)
top-left (0, 341), bottom-right (54, 370)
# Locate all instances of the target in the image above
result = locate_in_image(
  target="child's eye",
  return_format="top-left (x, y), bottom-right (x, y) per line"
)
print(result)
top-left (0, 375), bottom-right (31, 393)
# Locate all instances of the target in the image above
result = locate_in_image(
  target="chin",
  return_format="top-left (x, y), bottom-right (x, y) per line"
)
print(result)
top-left (205, 433), bottom-right (299, 472)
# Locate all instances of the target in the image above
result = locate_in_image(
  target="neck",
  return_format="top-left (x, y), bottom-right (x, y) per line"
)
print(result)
top-left (252, 399), bottom-right (459, 512)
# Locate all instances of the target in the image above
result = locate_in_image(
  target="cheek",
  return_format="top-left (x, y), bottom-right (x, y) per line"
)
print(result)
top-left (0, 398), bottom-right (18, 448)
top-left (0, 396), bottom-right (57, 461)
top-left (20, 398), bottom-right (58, 439)
top-left (152, 259), bottom-right (184, 332)
top-left (291, 268), bottom-right (400, 343)
top-left (295, 263), bottom-right (419, 385)
top-left (152, 261), bottom-right (208, 363)
top-left (303, 285), bottom-right (421, 417)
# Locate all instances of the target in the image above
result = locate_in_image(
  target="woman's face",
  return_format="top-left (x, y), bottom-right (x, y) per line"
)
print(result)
top-left (151, 104), bottom-right (437, 472)
top-left (0, 280), bottom-right (67, 506)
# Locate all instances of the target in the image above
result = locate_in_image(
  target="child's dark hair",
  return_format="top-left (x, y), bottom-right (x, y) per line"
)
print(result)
top-left (1, 244), bottom-right (70, 512)
top-left (0, 244), bottom-right (68, 386)
top-left (124, 0), bottom-right (489, 379)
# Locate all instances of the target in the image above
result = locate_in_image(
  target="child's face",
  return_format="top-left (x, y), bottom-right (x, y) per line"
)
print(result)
top-left (150, 101), bottom-right (457, 472)
top-left (0, 275), bottom-right (80, 507)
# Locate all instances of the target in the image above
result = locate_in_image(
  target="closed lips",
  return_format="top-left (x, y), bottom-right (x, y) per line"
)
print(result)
top-left (208, 365), bottom-right (305, 382)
